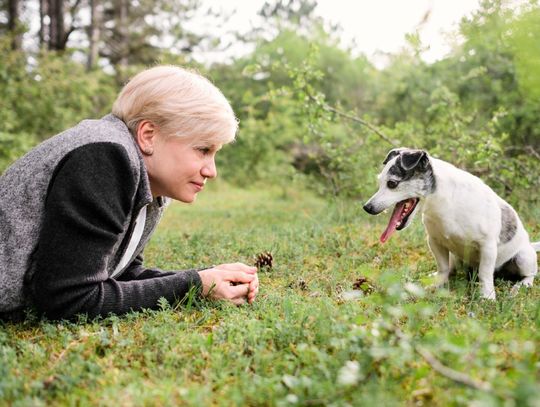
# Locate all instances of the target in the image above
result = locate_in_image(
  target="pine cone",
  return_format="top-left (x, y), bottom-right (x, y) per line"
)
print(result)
top-left (352, 276), bottom-right (375, 294)
top-left (288, 278), bottom-right (307, 291)
top-left (254, 251), bottom-right (273, 270)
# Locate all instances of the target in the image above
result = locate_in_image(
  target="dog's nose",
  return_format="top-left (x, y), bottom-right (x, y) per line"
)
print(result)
top-left (363, 203), bottom-right (376, 215)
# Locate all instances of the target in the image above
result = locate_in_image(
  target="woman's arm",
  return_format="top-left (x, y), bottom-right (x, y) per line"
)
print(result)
top-left (118, 254), bottom-right (210, 281)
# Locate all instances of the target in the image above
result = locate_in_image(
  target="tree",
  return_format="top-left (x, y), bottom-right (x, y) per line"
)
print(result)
top-left (39, 0), bottom-right (82, 51)
top-left (7, 0), bottom-right (22, 49)
top-left (98, 0), bottom-right (206, 72)
top-left (87, 0), bottom-right (102, 70)
top-left (0, 0), bottom-right (23, 50)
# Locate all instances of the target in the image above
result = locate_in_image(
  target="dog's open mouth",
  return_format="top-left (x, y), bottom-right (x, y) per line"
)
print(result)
top-left (380, 198), bottom-right (419, 243)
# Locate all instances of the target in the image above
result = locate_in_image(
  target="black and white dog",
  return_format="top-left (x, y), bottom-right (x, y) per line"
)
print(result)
top-left (363, 148), bottom-right (539, 300)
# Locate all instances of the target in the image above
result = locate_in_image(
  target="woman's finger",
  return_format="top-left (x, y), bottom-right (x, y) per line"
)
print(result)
top-left (218, 263), bottom-right (257, 273)
top-left (231, 296), bottom-right (247, 306)
top-left (249, 282), bottom-right (258, 294)
top-left (225, 271), bottom-right (255, 284)
top-left (247, 281), bottom-right (259, 301)
top-left (248, 287), bottom-right (258, 304)
top-left (228, 283), bottom-right (250, 299)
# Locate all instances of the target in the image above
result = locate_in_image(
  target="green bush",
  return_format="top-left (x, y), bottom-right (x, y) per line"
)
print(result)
top-left (0, 132), bottom-right (38, 174)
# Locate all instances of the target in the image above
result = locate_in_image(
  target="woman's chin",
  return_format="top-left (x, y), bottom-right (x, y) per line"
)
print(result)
top-left (176, 194), bottom-right (197, 204)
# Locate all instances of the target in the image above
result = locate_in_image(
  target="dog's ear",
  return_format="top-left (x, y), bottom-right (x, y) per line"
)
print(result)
top-left (400, 150), bottom-right (428, 171)
top-left (383, 148), bottom-right (406, 165)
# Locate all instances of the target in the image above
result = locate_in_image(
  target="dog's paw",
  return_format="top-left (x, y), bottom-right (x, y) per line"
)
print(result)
top-left (426, 283), bottom-right (442, 293)
top-left (427, 275), bottom-right (449, 290)
top-left (510, 280), bottom-right (533, 296)
top-left (480, 291), bottom-right (496, 301)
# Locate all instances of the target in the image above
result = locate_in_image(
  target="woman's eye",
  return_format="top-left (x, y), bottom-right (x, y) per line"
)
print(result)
top-left (387, 180), bottom-right (399, 189)
top-left (197, 147), bottom-right (211, 154)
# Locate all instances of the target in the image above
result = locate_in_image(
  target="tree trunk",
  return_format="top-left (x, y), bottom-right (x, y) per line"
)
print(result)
top-left (39, 0), bottom-right (47, 47)
top-left (87, 0), bottom-right (102, 70)
top-left (48, 0), bottom-right (67, 50)
top-left (54, 0), bottom-right (66, 50)
top-left (7, 0), bottom-right (22, 50)
top-left (116, 0), bottom-right (129, 69)
top-left (48, 0), bottom-right (58, 49)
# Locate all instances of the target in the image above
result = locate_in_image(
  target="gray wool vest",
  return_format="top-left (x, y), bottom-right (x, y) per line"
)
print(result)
top-left (0, 114), bottom-right (166, 313)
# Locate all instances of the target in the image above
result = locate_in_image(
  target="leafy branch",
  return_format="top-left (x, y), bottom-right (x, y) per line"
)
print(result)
top-left (306, 93), bottom-right (397, 146)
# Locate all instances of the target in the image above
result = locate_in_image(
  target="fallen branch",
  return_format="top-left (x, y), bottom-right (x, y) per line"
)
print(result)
top-left (415, 346), bottom-right (493, 393)
top-left (393, 327), bottom-right (493, 393)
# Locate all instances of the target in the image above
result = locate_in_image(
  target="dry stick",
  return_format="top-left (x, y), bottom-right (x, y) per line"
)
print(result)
top-left (506, 145), bottom-right (540, 161)
top-left (525, 145), bottom-right (540, 161)
top-left (415, 346), bottom-right (493, 393)
top-left (393, 327), bottom-right (493, 393)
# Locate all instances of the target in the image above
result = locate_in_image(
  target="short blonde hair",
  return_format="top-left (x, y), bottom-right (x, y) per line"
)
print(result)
top-left (112, 65), bottom-right (238, 145)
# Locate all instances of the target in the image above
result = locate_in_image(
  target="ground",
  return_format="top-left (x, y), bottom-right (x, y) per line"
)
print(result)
top-left (1, 181), bottom-right (539, 406)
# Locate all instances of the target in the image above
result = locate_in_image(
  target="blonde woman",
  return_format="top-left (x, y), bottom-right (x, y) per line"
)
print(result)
top-left (0, 66), bottom-right (259, 321)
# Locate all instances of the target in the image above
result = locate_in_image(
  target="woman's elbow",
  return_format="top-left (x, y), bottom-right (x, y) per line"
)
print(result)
top-left (30, 280), bottom-right (96, 320)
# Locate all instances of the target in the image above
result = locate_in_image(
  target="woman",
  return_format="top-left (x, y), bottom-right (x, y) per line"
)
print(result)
top-left (0, 65), bottom-right (259, 321)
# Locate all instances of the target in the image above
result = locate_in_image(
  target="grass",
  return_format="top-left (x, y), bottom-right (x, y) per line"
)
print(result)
top-left (1, 181), bottom-right (539, 406)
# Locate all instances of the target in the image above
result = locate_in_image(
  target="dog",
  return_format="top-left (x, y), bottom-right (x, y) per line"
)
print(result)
top-left (363, 147), bottom-right (539, 300)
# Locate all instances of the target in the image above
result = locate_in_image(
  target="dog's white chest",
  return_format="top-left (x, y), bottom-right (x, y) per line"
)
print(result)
top-left (422, 202), bottom-right (481, 261)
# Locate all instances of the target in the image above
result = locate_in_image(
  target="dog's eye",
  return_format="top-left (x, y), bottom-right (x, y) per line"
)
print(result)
top-left (387, 180), bottom-right (399, 189)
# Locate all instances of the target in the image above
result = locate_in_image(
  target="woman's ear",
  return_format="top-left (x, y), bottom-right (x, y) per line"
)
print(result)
top-left (136, 120), bottom-right (157, 155)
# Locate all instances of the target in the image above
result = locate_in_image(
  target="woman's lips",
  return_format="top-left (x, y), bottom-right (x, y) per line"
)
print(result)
top-left (191, 182), bottom-right (204, 191)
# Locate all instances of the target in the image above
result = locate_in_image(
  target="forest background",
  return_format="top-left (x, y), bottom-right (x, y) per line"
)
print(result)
top-left (1, 0), bottom-right (539, 208)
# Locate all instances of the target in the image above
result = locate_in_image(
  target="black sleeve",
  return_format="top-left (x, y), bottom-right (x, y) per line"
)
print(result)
top-left (116, 255), bottom-right (177, 281)
top-left (29, 142), bottom-right (202, 320)
top-left (117, 254), bottom-right (209, 281)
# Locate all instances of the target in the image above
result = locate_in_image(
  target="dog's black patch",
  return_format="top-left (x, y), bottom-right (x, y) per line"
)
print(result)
top-left (388, 158), bottom-right (409, 178)
top-left (388, 154), bottom-right (437, 194)
top-left (383, 148), bottom-right (406, 165)
top-left (499, 204), bottom-right (517, 244)
top-left (401, 150), bottom-right (428, 171)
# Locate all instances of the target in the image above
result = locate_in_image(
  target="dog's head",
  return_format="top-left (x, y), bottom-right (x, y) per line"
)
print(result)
top-left (363, 148), bottom-right (436, 243)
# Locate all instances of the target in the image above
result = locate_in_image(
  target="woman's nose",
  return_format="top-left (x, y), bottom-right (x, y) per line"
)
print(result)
top-left (202, 159), bottom-right (217, 179)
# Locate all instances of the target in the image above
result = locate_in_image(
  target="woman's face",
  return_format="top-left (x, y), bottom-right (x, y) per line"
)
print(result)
top-left (143, 132), bottom-right (221, 203)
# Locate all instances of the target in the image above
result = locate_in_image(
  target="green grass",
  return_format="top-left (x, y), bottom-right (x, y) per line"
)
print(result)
top-left (1, 182), bottom-right (539, 406)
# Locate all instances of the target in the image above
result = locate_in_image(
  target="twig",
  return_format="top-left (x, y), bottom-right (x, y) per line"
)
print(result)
top-left (394, 327), bottom-right (493, 393)
top-left (525, 145), bottom-right (540, 161)
top-left (505, 145), bottom-right (540, 161)
top-left (323, 104), bottom-right (397, 146)
top-left (306, 94), bottom-right (397, 146)
top-left (415, 346), bottom-right (493, 392)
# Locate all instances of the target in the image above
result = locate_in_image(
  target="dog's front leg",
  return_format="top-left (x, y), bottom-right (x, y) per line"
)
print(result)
top-left (428, 236), bottom-right (450, 287)
top-left (478, 242), bottom-right (497, 300)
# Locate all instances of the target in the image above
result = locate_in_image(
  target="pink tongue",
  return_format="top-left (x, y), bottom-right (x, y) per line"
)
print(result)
top-left (380, 201), bottom-right (406, 243)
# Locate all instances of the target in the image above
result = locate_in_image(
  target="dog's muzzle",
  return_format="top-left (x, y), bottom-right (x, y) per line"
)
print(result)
top-left (363, 203), bottom-right (379, 215)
